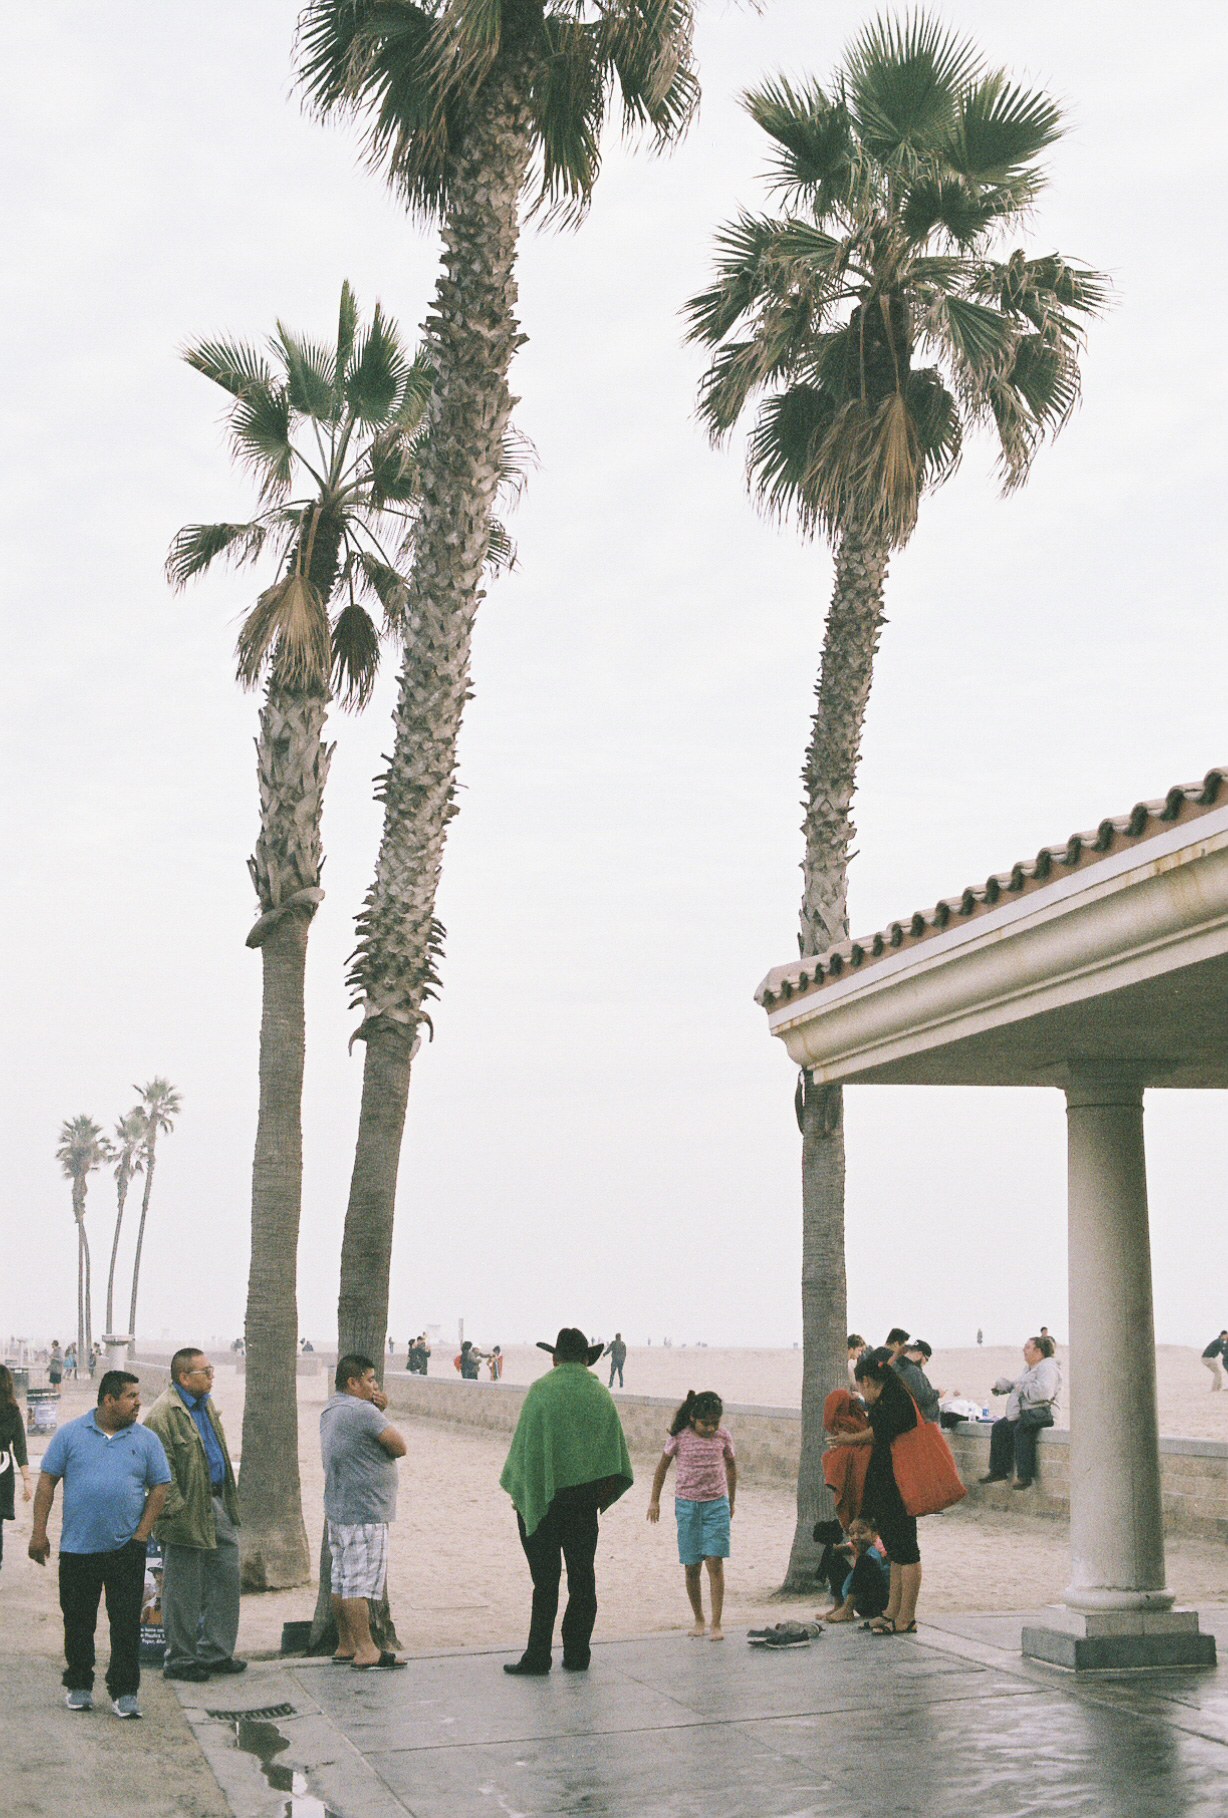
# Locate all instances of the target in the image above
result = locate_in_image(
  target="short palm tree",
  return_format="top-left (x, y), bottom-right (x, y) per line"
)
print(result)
top-left (297, 0), bottom-right (700, 1374)
top-left (685, 11), bottom-right (1106, 1587)
top-left (105, 1108), bottom-right (145, 1335)
top-left (56, 1116), bottom-right (110, 1371)
top-left (169, 283), bottom-right (434, 1589)
top-left (126, 1079), bottom-right (181, 1350)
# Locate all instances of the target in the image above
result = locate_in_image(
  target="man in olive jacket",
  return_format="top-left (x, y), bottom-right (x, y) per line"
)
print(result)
top-left (144, 1348), bottom-right (243, 1682)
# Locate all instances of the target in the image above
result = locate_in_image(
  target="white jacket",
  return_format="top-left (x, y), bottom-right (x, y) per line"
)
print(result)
top-left (995, 1356), bottom-right (1061, 1423)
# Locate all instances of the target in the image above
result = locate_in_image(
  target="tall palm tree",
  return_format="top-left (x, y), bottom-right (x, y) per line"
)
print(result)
top-left (56, 1116), bottom-right (110, 1369)
top-left (169, 284), bottom-right (438, 1590)
top-left (126, 1079), bottom-right (182, 1350)
top-left (105, 1108), bottom-right (145, 1335)
top-left (686, 12), bottom-right (1106, 1587)
top-left (297, 0), bottom-right (700, 1376)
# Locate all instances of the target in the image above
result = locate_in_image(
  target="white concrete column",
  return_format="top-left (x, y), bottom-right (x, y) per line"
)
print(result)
top-left (1063, 1071), bottom-right (1172, 1612)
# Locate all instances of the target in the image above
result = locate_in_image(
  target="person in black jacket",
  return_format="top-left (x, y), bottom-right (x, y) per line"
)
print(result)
top-left (828, 1349), bottom-right (922, 1635)
top-left (0, 1365), bottom-right (32, 1569)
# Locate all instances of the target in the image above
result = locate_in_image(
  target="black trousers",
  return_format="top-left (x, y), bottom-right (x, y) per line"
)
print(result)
top-left (517, 1487), bottom-right (600, 1667)
top-left (59, 1540), bottom-right (146, 1696)
top-left (989, 1415), bottom-right (1050, 1482)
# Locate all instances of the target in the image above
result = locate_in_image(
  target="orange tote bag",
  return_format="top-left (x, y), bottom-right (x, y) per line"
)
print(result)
top-left (890, 1398), bottom-right (967, 1517)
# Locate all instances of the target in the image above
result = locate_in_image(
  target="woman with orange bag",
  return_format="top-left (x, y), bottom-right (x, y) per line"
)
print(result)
top-left (826, 1348), bottom-right (922, 1635)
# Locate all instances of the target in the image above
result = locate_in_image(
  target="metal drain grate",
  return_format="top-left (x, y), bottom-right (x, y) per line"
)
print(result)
top-left (207, 1702), bottom-right (297, 1722)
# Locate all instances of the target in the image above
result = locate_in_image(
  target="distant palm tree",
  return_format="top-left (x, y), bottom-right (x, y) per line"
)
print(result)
top-left (105, 1108), bottom-right (145, 1335)
top-left (126, 1079), bottom-right (181, 1348)
top-left (297, 0), bottom-right (700, 1375)
top-left (56, 1116), bottom-right (110, 1368)
top-left (169, 282), bottom-right (436, 1590)
top-left (686, 11), bottom-right (1106, 1587)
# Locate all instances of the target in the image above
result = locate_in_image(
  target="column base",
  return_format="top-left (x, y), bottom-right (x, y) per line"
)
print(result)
top-left (1022, 1605), bottom-right (1216, 1671)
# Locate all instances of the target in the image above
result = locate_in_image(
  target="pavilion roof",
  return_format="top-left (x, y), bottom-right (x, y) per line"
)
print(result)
top-left (756, 768), bottom-right (1228, 1013)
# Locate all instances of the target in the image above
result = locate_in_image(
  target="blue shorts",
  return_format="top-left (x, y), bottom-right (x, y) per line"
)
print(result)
top-left (675, 1496), bottom-right (730, 1565)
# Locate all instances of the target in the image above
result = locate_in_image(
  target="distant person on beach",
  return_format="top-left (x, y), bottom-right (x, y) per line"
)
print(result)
top-left (894, 1340), bottom-right (941, 1424)
top-left (320, 1354), bottom-right (408, 1670)
top-left (605, 1333), bottom-right (627, 1388)
top-left (407, 1336), bottom-right (430, 1375)
top-left (65, 1343), bottom-right (78, 1381)
top-left (0, 1364), bottom-right (32, 1571)
top-left (144, 1349), bottom-right (244, 1683)
top-left (29, 1370), bottom-right (171, 1717)
top-left (828, 1349), bottom-right (923, 1635)
top-left (647, 1390), bottom-right (737, 1642)
top-left (455, 1341), bottom-right (483, 1380)
top-left (979, 1335), bottom-right (1061, 1490)
top-left (49, 1343), bottom-right (63, 1388)
top-left (1201, 1331), bottom-right (1228, 1391)
top-left (847, 1335), bottom-right (867, 1390)
top-left (488, 1346), bottom-right (503, 1381)
top-left (499, 1327), bottom-right (632, 1676)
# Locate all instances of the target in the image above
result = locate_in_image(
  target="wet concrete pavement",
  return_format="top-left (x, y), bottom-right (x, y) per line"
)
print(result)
top-left (172, 1608), bottom-right (1228, 1818)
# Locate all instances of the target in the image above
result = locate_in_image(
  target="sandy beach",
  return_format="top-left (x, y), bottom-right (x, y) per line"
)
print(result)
top-left (3, 1344), bottom-right (1225, 1667)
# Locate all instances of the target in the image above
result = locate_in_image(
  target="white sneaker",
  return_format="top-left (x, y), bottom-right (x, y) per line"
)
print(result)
top-left (111, 1694), bottom-right (142, 1719)
top-left (65, 1688), bottom-right (93, 1711)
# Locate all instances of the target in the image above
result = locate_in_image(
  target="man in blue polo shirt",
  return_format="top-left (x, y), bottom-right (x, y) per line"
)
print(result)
top-left (30, 1370), bottom-right (171, 1718)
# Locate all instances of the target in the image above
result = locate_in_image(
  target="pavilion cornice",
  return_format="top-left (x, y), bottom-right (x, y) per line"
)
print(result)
top-left (756, 769), bottom-right (1227, 1013)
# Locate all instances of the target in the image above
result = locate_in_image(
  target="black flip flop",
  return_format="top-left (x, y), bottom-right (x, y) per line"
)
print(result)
top-left (351, 1650), bottom-right (406, 1671)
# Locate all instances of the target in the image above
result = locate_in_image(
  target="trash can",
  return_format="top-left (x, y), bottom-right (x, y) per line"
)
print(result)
top-left (139, 1539), bottom-right (166, 1664)
top-left (26, 1388), bottom-right (58, 1434)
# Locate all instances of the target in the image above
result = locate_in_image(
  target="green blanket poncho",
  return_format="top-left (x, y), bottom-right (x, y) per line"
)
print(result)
top-left (500, 1363), bottom-right (633, 1537)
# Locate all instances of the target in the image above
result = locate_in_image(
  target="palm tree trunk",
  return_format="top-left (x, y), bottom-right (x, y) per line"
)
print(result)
top-left (126, 1145), bottom-right (157, 1350)
top-left (75, 1186), bottom-right (86, 1373)
top-left (311, 55), bottom-right (534, 1657)
top-left (238, 907), bottom-right (313, 1591)
top-left (106, 1166), bottom-right (130, 1336)
top-left (781, 532), bottom-right (888, 1591)
top-left (340, 57), bottom-right (533, 1368)
top-left (308, 1021), bottom-right (415, 1652)
top-left (82, 1220), bottom-right (93, 1357)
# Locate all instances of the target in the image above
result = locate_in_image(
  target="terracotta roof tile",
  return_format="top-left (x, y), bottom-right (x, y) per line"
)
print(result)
top-left (757, 767), bottom-right (1228, 1011)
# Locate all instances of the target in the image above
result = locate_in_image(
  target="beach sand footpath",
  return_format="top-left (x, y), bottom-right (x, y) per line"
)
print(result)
top-left (4, 1345), bottom-right (1225, 1668)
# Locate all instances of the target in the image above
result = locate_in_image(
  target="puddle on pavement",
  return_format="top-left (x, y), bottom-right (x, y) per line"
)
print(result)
top-left (231, 1714), bottom-right (339, 1818)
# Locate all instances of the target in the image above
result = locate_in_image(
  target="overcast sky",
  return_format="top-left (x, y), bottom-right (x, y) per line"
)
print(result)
top-left (3, 2), bottom-right (1226, 1356)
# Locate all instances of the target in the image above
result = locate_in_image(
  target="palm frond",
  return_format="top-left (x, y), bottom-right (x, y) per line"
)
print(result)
top-left (330, 600), bottom-right (382, 707)
top-left (276, 326), bottom-right (338, 421)
top-left (183, 336), bottom-right (273, 398)
top-left (165, 521), bottom-right (271, 589)
top-left (353, 549), bottom-right (410, 631)
top-left (906, 365), bottom-right (962, 485)
top-left (347, 304), bottom-right (408, 422)
top-left (484, 516), bottom-right (517, 573)
top-left (527, 18), bottom-right (605, 225)
top-left (336, 278), bottom-right (360, 390)
top-left (945, 69), bottom-right (1064, 182)
top-left (235, 573), bottom-right (331, 690)
top-left (393, 350), bottom-right (436, 428)
top-left (923, 292), bottom-right (1015, 382)
top-left (367, 433), bottom-right (422, 506)
top-left (599, 0), bottom-right (699, 145)
top-left (843, 11), bottom-right (983, 164)
top-left (902, 174), bottom-right (995, 247)
top-left (230, 385), bottom-right (295, 499)
top-left (745, 383), bottom-right (838, 534)
top-left (683, 211), bottom-right (792, 345)
top-left (743, 77), bottom-right (854, 212)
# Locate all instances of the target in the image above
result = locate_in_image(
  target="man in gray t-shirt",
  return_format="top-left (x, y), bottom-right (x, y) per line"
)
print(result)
top-left (319, 1354), bottom-right (407, 1668)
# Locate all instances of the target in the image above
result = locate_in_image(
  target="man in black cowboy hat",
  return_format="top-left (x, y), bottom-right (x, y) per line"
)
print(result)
top-left (498, 1328), bottom-right (633, 1676)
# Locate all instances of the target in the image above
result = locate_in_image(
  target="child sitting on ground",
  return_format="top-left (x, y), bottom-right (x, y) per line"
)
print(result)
top-left (820, 1517), bottom-right (890, 1624)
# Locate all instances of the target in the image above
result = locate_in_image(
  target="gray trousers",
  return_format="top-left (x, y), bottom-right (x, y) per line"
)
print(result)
top-left (162, 1495), bottom-right (241, 1670)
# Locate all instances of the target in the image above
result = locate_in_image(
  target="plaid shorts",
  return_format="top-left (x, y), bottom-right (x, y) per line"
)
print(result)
top-left (328, 1522), bottom-right (389, 1600)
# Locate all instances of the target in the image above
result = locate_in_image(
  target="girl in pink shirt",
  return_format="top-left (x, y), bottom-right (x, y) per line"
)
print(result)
top-left (647, 1391), bottom-right (736, 1640)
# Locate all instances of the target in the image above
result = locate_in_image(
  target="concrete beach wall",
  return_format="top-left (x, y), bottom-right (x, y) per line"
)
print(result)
top-left (383, 1373), bottom-right (1228, 1544)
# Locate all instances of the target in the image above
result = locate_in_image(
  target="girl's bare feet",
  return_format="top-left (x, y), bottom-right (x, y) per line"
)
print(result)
top-left (688, 1621), bottom-right (707, 1638)
top-left (707, 1626), bottom-right (724, 1641)
top-left (825, 1609), bottom-right (855, 1623)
